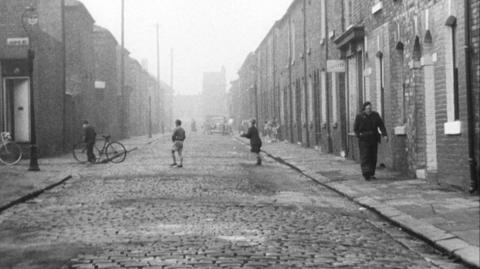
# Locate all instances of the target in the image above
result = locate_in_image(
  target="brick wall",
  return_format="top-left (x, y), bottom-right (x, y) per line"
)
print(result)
top-left (235, 0), bottom-right (478, 191)
top-left (0, 0), bottom-right (65, 156)
top-left (93, 26), bottom-right (121, 140)
top-left (65, 1), bottom-right (95, 144)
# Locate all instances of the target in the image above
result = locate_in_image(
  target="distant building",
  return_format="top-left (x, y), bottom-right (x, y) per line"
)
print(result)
top-left (201, 67), bottom-right (227, 117)
top-left (173, 94), bottom-right (202, 127)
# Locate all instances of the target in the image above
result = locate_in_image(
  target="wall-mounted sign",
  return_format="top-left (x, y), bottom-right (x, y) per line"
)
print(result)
top-left (95, 80), bottom-right (106, 89)
top-left (326, 60), bottom-right (345, 73)
top-left (7, 37), bottom-right (29, 46)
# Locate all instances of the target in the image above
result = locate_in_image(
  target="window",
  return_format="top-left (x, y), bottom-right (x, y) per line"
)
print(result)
top-left (321, 71), bottom-right (327, 124)
top-left (376, 52), bottom-right (385, 117)
top-left (396, 42), bottom-right (406, 124)
top-left (289, 20), bottom-right (296, 64)
top-left (291, 81), bottom-right (296, 121)
top-left (331, 73), bottom-right (338, 123)
top-left (301, 78), bottom-right (306, 125)
top-left (445, 16), bottom-right (459, 121)
top-left (308, 76), bottom-right (314, 124)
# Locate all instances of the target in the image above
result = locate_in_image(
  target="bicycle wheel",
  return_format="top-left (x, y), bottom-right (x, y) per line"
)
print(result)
top-left (0, 142), bottom-right (23, 165)
top-left (105, 141), bottom-right (127, 163)
top-left (72, 142), bottom-right (88, 163)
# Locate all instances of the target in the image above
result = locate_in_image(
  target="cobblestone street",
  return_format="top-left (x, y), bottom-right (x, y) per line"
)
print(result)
top-left (0, 134), bottom-right (467, 269)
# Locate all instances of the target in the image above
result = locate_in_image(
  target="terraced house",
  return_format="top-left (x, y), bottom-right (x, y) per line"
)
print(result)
top-left (233, 0), bottom-right (480, 192)
top-left (0, 0), bottom-right (169, 158)
top-left (0, 0), bottom-right (65, 156)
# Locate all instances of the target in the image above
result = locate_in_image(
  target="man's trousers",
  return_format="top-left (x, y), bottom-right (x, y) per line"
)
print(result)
top-left (358, 140), bottom-right (378, 179)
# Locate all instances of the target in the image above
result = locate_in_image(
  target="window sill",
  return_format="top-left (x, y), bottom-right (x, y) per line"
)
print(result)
top-left (444, 121), bottom-right (461, 135)
top-left (394, 125), bottom-right (406, 136)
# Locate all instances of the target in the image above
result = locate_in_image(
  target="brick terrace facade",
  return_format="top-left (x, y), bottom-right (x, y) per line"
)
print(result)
top-left (233, 0), bottom-right (480, 192)
top-left (0, 0), bottom-right (169, 158)
top-left (0, 0), bottom-right (65, 156)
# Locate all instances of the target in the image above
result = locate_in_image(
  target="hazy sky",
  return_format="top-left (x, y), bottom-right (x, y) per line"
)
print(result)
top-left (80, 0), bottom-right (293, 95)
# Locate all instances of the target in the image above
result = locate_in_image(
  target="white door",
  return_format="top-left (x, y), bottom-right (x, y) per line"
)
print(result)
top-left (347, 56), bottom-right (358, 133)
top-left (5, 79), bottom-right (31, 142)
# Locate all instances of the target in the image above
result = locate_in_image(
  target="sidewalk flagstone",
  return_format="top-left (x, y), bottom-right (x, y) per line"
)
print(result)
top-left (0, 135), bottom-right (164, 213)
top-left (243, 137), bottom-right (480, 268)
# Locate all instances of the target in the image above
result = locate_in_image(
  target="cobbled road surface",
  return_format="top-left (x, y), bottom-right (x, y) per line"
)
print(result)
top-left (0, 134), bottom-right (466, 269)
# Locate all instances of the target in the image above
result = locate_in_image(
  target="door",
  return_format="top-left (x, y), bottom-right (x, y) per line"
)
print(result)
top-left (4, 78), bottom-right (30, 142)
top-left (346, 52), bottom-right (363, 160)
top-left (301, 78), bottom-right (308, 146)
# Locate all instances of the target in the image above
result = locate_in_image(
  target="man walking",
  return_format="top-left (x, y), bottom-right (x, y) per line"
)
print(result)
top-left (82, 120), bottom-right (96, 164)
top-left (241, 119), bottom-right (263, 165)
top-left (354, 102), bottom-right (388, 180)
top-left (171, 119), bottom-right (186, 168)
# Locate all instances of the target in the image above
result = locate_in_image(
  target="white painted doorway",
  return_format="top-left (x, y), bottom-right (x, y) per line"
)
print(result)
top-left (3, 78), bottom-right (31, 142)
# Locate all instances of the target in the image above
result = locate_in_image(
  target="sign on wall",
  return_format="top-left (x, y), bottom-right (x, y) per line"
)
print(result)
top-left (7, 38), bottom-right (29, 46)
top-left (95, 81), bottom-right (106, 89)
top-left (327, 60), bottom-right (345, 73)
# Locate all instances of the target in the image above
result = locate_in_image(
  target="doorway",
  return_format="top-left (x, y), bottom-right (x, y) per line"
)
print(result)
top-left (3, 78), bottom-right (31, 142)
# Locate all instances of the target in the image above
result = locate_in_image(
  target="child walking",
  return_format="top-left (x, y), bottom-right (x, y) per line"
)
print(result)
top-left (171, 119), bottom-right (186, 168)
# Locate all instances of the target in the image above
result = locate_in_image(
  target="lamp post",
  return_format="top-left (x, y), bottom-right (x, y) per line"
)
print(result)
top-left (148, 95), bottom-right (152, 138)
top-left (120, 0), bottom-right (126, 138)
top-left (21, 6), bottom-right (40, 171)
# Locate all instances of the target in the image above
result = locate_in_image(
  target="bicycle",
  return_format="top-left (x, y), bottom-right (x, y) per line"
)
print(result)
top-left (73, 135), bottom-right (127, 164)
top-left (0, 132), bottom-right (23, 165)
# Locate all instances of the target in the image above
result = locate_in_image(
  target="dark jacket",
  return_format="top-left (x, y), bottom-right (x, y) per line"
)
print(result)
top-left (84, 125), bottom-right (96, 143)
top-left (354, 111), bottom-right (387, 144)
top-left (172, 127), bottom-right (186, 142)
top-left (242, 126), bottom-right (262, 149)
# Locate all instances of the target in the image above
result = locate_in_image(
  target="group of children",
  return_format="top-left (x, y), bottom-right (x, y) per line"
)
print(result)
top-left (82, 118), bottom-right (262, 167)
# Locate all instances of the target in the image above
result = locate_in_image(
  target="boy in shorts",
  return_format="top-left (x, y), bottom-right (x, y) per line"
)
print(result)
top-left (171, 119), bottom-right (186, 168)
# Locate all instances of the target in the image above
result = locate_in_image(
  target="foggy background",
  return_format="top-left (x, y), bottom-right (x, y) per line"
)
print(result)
top-left (81, 0), bottom-right (292, 95)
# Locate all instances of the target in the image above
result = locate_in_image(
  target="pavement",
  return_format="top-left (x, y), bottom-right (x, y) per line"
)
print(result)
top-left (236, 137), bottom-right (480, 268)
top-left (0, 135), bottom-right (161, 213)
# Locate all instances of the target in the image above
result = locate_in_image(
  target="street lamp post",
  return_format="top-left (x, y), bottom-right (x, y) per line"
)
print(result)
top-left (148, 95), bottom-right (152, 138)
top-left (22, 6), bottom-right (40, 171)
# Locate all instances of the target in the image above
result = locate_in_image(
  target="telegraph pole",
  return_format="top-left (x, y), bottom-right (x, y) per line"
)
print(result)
top-left (170, 48), bottom-right (174, 129)
top-left (156, 23), bottom-right (164, 134)
top-left (170, 48), bottom-right (174, 89)
top-left (156, 24), bottom-right (160, 82)
top-left (148, 96), bottom-right (152, 138)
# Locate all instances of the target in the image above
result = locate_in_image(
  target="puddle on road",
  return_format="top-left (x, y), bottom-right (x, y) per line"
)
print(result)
top-left (217, 234), bottom-right (264, 245)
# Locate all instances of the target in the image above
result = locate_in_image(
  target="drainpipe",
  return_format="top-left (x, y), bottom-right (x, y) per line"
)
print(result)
top-left (61, 0), bottom-right (67, 151)
top-left (303, 0), bottom-right (310, 146)
top-left (464, 0), bottom-right (478, 193)
top-left (289, 18), bottom-right (294, 143)
top-left (325, 0), bottom-right (333, 153)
